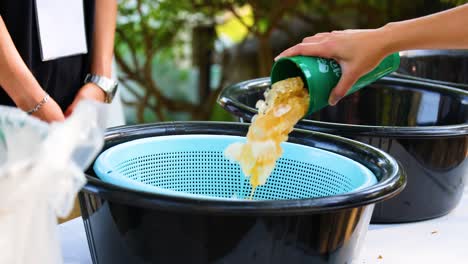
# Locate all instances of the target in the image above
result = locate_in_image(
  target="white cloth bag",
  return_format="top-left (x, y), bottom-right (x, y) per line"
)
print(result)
top-left (0, 100), bottom-right (106, 264)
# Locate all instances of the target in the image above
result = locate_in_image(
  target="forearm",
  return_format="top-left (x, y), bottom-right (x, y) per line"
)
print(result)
top-left (90, 0), bottom-right (117, 78)
top-left (380, 4), bottom-right (468, 53)
top-left (0, 17), bottom-right (45, 109)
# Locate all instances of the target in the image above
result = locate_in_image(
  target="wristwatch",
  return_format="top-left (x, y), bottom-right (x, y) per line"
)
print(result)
top-left (84, 74), bottom-right (118, 103)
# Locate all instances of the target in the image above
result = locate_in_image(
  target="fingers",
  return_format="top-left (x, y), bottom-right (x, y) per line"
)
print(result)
top-left (328, 67), bottom-right (359, 106)
top-left (64, 99), bottom-right (78, 118)
top-left (32, 109), bottom-right (65, 123)
top-left (64, 105), bottom-right (74, 117)
top-left (302, 33), bottom-right (328, 43)
top-left (276, 31), bottom-right (340, 60)
top-left (53, 113), bottom-right (66, 122)
top-left (30, 98), bottom-right (65, 122)
top-left (275, 42), bottom-right (330, 60)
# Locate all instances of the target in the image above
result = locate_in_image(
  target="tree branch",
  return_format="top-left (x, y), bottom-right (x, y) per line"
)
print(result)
top-left (137, 91), bottom-right (150, 122)
top-left (121, 99), bottom-right (139, 107)
top-left (265, 0), bottom-right (299, 36)
top-left (115, 52), bottom-right (144, 83)
top-left (136, 0), bottom-right (153, 54)
top-left (153, 100), bottom-right (165, 121)
top-left (118, 77), bottom-right (143, 101)
top-left (228, 5), bottom-right (255, 35)
top-left (115, 27), bottom-right (141, 71)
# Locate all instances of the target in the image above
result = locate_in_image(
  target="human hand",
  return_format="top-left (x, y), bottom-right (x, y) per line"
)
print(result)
top-left (16, 89), bottom-right (65, 123)
top-left (65, 83), bottom-right (105, 117)
top-left (30, 95), bottom-right (65, 123)
top-left (275, 29), bottom-right (390, 105)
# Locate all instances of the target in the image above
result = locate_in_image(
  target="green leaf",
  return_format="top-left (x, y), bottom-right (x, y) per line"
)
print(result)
top-left (257, 17), bottom-right (270, 34)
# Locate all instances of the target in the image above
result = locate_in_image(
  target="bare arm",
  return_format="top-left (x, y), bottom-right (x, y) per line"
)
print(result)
top-left (65, 0), bottom-right (117, 116)
top-left (0, 16), bottom-right (64, 122)
top-left (90, 0), bottom-right (117, 78)
top-left (383, 4), bottom-right (468, 52)
top-left (276, 4), bottom-right (468, 105)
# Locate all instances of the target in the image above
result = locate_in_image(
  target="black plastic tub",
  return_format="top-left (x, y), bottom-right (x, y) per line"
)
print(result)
top-left (218, 77), bottom-right (468, 223)
top-left (80, 122), bottom-right (405, 264)
top-left (396, 50), bottom-right (468, 90)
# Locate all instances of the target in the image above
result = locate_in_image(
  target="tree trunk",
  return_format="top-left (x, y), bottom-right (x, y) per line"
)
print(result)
top-left (257, 35), bottom-right (273, 77)
top-left (192, 25), bottom-right (216, 105)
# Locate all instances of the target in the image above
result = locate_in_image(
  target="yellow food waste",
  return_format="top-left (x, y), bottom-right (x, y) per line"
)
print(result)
top-left (224, 77), bottom-right (309, 198)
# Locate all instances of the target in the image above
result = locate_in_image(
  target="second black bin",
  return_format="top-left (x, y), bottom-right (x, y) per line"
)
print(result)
top-left (397, 49), bottom-right (468, 90)
top-left (218, 76), bottom-right (468, 223)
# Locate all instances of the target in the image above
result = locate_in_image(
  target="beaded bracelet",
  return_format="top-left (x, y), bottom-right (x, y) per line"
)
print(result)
top-left (27, 93), bottom-right (50, 115)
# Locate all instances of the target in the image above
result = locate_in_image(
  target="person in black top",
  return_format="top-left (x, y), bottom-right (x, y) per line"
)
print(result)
top-left (0, 0), bottom-right (117, 122)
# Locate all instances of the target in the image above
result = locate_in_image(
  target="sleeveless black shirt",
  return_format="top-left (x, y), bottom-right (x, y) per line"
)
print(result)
top-left (0, 0), bottom-right (95, 110)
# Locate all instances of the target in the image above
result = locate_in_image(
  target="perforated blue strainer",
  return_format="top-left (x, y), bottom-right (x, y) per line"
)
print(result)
top-left (93, 135), bottom-right (377, 201)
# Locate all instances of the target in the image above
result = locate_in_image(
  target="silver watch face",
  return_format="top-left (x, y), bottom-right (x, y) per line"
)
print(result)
top-left (86, 74), bottom-right (118, 103)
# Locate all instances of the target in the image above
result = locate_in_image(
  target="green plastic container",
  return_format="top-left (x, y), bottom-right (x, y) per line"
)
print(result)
top-left (271, 53), bottom-right (400, 116)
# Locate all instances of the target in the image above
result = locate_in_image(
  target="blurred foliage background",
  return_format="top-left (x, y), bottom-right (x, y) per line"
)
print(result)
top-left (115, 0), bottom-right (464, 124)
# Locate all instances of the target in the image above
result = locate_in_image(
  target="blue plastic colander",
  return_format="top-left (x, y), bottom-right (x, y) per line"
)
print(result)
top-left (93, 135), bottom-right (377, 201)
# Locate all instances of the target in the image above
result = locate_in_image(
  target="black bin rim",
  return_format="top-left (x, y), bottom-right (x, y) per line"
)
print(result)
top-left (391, 73), bottom-right (468, 91)
top-left (83, 122), bottom-right (406, 215)
top-left (217, 76), bottom-right (468, 138)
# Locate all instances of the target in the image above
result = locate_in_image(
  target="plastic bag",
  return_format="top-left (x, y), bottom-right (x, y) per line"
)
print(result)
top-left (0, 100), bottom-right (106, 264)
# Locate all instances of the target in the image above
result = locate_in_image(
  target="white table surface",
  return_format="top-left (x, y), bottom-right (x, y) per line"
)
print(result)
top-left (59, 188), bottom-right (468, 264)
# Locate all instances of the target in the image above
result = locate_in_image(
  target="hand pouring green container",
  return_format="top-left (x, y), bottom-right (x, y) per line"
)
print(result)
top-left (271, 53), bottom-right (400, 116)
